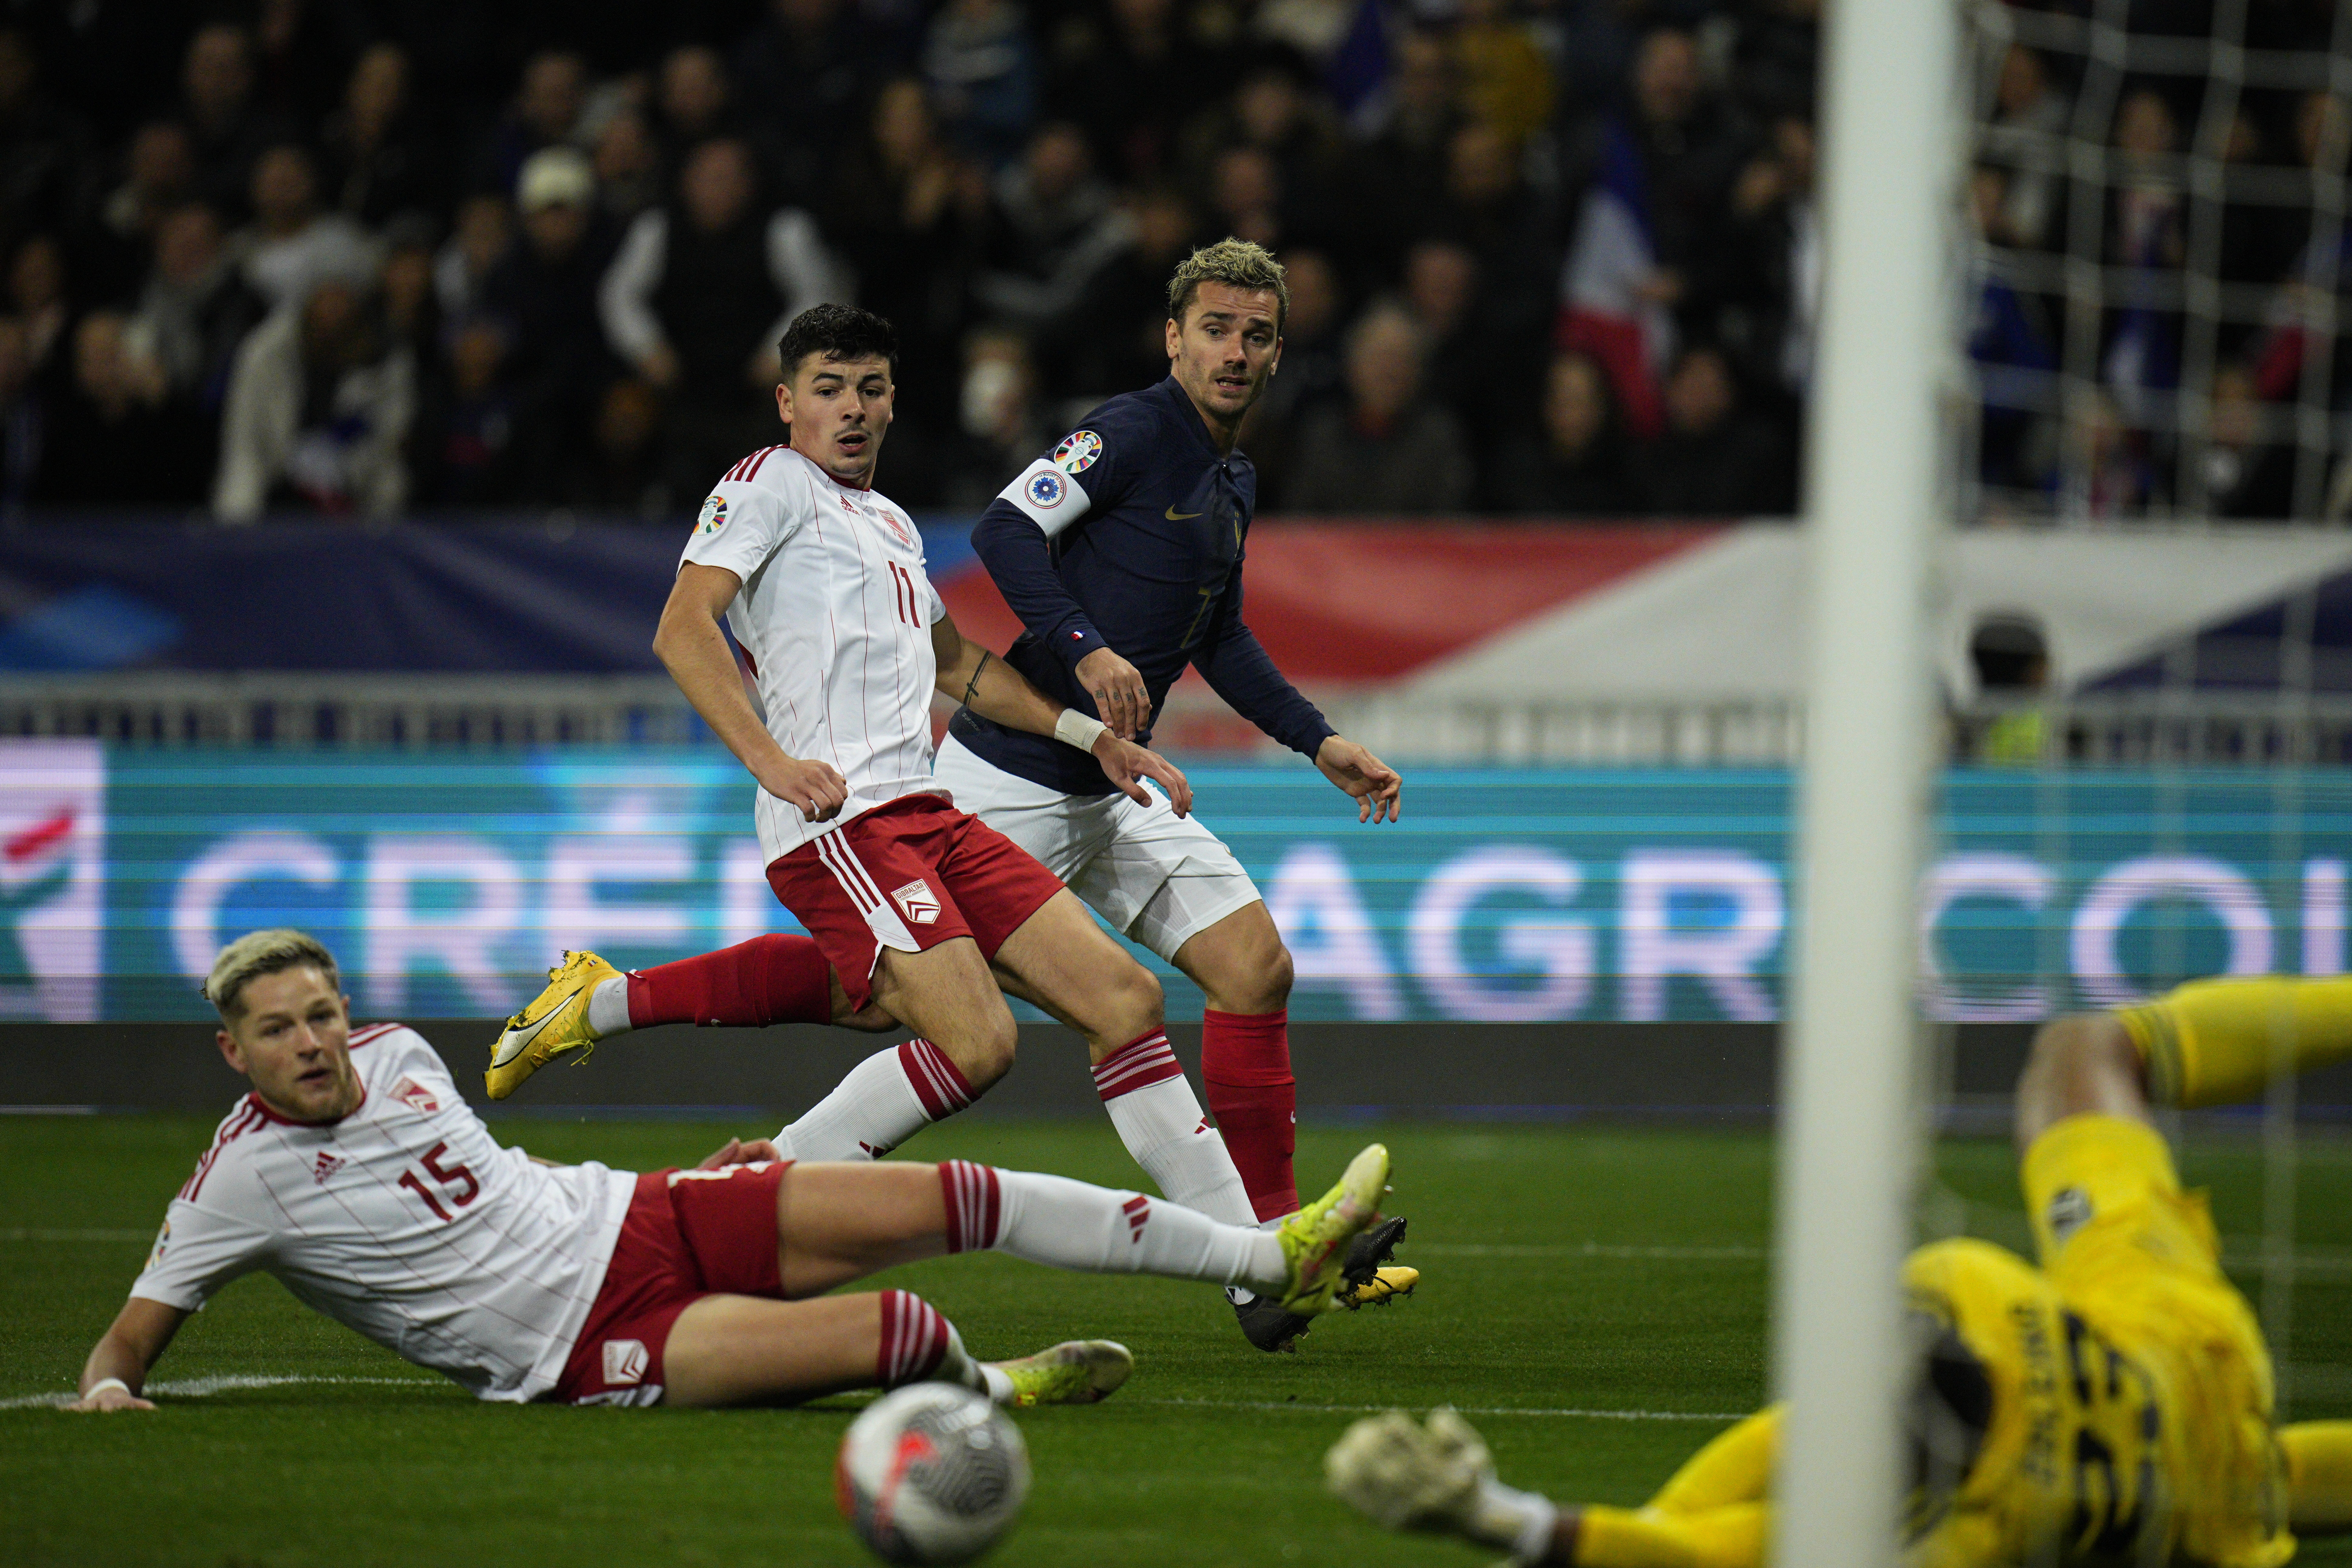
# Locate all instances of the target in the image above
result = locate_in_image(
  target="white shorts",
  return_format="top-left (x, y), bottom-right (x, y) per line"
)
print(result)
top-left (933, 734), bottom-right (1264, 962)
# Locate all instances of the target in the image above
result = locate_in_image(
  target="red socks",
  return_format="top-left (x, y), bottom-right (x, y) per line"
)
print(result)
top-left (1201, 1008), bottom-right (1298, 1221)
top-left (874, 1289), bottom-right (949, 1387)
top-left (626, 933), bottom-right (832, 1028)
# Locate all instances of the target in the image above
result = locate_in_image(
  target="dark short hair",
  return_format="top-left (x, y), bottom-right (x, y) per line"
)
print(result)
top-left (778, 304), bottom-right (898, 382)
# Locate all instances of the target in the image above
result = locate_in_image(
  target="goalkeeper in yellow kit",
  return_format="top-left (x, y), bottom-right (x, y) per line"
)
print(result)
top-left (1326, 976), bottom-right (2352, 1565)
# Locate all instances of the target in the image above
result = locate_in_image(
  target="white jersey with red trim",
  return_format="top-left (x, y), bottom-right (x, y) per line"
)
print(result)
top-left (680, 444), bottom-right (949, 863)
top-left (129, 1024), bottom-right (635, 1403)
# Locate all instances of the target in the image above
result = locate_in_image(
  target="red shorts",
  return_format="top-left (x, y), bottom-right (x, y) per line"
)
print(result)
top-left (767, 795), bottom-right (1065, 1010)
top-left (554, 1161), bottom-right (790, 1406)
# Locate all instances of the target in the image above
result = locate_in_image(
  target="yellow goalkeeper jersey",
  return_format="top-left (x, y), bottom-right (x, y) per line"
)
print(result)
top-left (1904, 1116), bottom-right (2289, 1568)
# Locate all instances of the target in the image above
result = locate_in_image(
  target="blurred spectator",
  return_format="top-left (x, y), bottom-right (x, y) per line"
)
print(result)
top-left (0, 316), bottom-right (33, 511)
top-left (1401, 239), bottom-right (1520, 465)
top-left (1236, 244), bottom-right (1344, 496)
top-left (583, 377), bottom-right (669, 515)
top-left (1979, 44), bottom-right (2066, 252)
top-left (592, 107), bottom-right (664, 226)
top-left (826, 78), bottom-right (988, 434)
top-left (10, 233), bottom-right (70, 390)
top-left (600, 137), bottom-right (846, 493)
top-left (2197, 363), bottom-right (2293, 519)
top-left (381, 226), bottom-right (440, 365)
top-left (487, 148), bottom-right (619, 500)
top-left (975, 123), bottom-right (1134, 329)
top-left (1485, 349), bottom-right (1631, 513)
top-left (413, 316), bottom-right (520, 504)
top-left (1208, 145), bottom-right (1283, 249)
top-left (659, 47), bottom-right (739, 153)
top-left (1182, 53), bottom-right (1344, 243)
top-left (936, 326), bottom-right (1048, 506)
top-left (1454, 0), bottom-right (1555, 148)
top-left (79, 122), bottom-right (195, 304)
top-left (1701, 112), bottom-right (1817, 401)
top-left (1056, 0), bottom-right (1224, 184)
top-left (1558, 27), bottom-right (1745, 440)
top-left (1631, 345), bottom-right (1794, 515)
top-left (179, 24), bottom-right (285, 214)
top-left (214, 278), bottom-right (417, 521)
top-left (923, 0), bottom-right (1039, 169)
top-left (2101, 88), bottom-right (2184, 428)
top-left (34, 309), bottom-right (208, 505)
top-left (1965, 613), bottom-right (2050, 765)
top-left (736, 0), bottom-right (899, 203)
top-left (435, 194), bottom-right (513, 320)
top-left (319, 43), bottom-right (443, 229)
top-left (475, 51), bottom-right (589, 200)
top-left (1727, 0), bottom-right (1817, 123)
top-left (0, 27), bottom-right (91, 243)
top-left (1282, 306), bottom-right (1472, 513)
top-left (249, 0), bottom-right (370, 130)
top-left (1059, 185), bottom-right (1198, 399)
top-left (1341, 31), bottom-right (1461, 280)
top-left (235, 144), bottom-right (380, 312)
top-left (125, 204), bottom-right (267, 421)
top-left (1967, 164), bottom-right (2059, 496)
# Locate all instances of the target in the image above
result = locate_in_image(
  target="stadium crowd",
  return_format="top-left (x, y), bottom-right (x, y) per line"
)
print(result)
top-left (0, 1), bottom-right (2340, 523)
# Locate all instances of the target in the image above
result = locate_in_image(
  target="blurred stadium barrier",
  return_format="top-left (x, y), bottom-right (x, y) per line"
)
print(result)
top-left (2, 737), bottom-right (2346, 1026)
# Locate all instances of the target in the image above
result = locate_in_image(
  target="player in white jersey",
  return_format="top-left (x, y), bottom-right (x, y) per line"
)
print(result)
top-left (483, 306), bottom-right (1416, 1346)
top-left (67, 930), bottom-right (1394, 1413)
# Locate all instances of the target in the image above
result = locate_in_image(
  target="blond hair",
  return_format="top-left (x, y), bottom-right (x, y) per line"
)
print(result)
top-left (205, 929), bottom-right (341, 1022)
top-left (1166, 238), bottom-right (1289, 331)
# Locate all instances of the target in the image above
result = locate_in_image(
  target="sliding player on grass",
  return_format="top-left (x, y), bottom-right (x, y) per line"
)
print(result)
top-left (1327, 973), bottom-right (2352, 1566)
top-left (953, 238), bottom-right (1408, 1350)
top-left (482, 304), bottom-right (1411, 1344)
top-left (66, 930), bottom-right (1392, 1413)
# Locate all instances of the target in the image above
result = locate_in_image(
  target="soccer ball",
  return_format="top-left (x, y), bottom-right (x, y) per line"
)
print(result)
top-left (836, 1384), bottom-right (1031, 1565)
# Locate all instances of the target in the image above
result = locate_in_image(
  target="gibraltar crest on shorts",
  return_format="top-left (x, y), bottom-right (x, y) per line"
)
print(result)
top-left (1052, 430), bottom-right (1103, 474)
top-left (892, 878), bottom-right (942, 925)
top-left (1025, 469), bottom-right (1067, 508)
top-left (697, 494), bottom-right (728, 534)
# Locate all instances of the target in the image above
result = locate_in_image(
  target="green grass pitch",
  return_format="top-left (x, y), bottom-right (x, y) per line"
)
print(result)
top-left (6, 1114), bottom-right (2352, 1567)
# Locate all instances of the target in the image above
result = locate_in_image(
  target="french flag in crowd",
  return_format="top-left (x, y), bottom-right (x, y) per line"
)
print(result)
top-left (1558, 121), bottom-right (1672, 440)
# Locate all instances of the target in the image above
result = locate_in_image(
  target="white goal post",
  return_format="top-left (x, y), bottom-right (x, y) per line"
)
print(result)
top-left (1772, 0), bottom-right (1956, 1562)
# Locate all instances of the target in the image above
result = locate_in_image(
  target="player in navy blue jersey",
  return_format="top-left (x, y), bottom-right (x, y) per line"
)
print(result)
top-left (940, 240), bottom-right (1410, 1352)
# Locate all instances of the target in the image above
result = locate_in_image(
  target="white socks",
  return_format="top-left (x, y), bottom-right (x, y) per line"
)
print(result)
top-left (939, 1159), bottom-right (1286, 1293)
top-left (778, 1038), bottom-right (973, 1160)
top-left (1091, 1031), bottom-right (1255, 1223)
top-left (586, 976), bottom-right (632, 1037)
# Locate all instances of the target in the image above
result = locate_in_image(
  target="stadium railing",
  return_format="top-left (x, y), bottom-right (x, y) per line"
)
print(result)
top-left (8, 672), bottom-right (2350, 765)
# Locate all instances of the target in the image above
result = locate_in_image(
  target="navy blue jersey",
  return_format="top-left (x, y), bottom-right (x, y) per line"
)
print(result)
top-left (954, 376), bottom-right (1335, 796)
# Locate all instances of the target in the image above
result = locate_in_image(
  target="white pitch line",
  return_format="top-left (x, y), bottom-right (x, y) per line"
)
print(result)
top-left (1132, 1398), bottom-right (1745, 1422)
top-left (1412, 1242), bottom-right (1767, 1260)
top-left (0, 1374), bottom-right (445, 1410)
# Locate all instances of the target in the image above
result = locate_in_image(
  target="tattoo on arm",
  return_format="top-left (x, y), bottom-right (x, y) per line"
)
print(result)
top-left (962, 650), bottom-right (992, 708)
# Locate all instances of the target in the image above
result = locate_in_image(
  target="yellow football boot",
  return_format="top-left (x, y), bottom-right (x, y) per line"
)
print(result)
top-left (1342, 1265), bottom-right (1420, 1308)
top-left (485, 950), bottom-right (621, 1100)
top-left (1275, 1143), bottom-right (1390, 1318)
top-left (991, 1340), bottom-right (1134, 1407)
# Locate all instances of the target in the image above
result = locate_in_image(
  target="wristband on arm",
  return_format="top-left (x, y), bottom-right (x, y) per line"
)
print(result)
top-left (1053, 709), bottom-right (1108, 753)
top-left (85, 1377), bottom-right (131, 1400)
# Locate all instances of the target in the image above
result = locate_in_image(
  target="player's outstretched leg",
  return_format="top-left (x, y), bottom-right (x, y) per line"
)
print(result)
top-left (486, 936), bottom-right (889, 1100)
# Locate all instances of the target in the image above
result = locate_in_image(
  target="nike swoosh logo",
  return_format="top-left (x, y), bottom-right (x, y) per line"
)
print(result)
top-left (489, 1002), bottom-right (568, 1067)
top-left (1164, 506), bottom-right (1203, 520)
